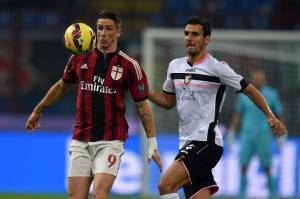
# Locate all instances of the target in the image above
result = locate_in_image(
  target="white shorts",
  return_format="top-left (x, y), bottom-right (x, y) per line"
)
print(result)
top-left (68, 140), bottom-right (124, 177)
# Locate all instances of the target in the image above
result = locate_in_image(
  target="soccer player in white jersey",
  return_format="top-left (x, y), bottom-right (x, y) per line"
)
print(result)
top-left (148, 16), bottom-right (287, 199)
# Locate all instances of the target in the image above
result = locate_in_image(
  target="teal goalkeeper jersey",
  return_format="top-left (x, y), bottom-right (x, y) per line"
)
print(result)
top-left (236, 86), bottom-right (282, 135)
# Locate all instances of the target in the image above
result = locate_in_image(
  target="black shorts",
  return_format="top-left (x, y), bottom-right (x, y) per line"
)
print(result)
top-left (175, 141), bottom-right (223, 199)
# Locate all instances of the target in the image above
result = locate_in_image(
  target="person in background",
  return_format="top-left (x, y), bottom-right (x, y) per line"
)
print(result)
top-left (228, 69), bottom-right (284, 199)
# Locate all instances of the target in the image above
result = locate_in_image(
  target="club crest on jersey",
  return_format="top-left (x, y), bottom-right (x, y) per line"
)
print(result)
top-left (184, 75), bottom-right (192, 85)
top-left (111, 65), bottom-right (123, 80)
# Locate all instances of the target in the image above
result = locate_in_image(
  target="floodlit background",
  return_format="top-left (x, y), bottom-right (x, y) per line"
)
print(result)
top-left (0, 0), bottom-right (300, 198)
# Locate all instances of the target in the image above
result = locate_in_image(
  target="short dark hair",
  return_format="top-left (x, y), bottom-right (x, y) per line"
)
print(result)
top-left (98, 10), bottom-right (121, 27)
top-left (185, 16), bottom-right (211, 37)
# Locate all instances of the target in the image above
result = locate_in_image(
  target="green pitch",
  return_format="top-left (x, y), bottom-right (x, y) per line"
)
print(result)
top-left (0, 194), bottom-right (234, 199)
top-left (0, 195), bottom-right (159, 199)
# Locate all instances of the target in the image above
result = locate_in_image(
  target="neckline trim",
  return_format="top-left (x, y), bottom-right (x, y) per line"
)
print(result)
top-left (95, 48), bottom-right (119, 57)
top-left (187, 53), bottom-right (209, 66)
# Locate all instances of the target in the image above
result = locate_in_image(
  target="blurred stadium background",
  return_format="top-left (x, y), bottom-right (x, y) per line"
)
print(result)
top-left (1, 0), bottom-right (300, 198)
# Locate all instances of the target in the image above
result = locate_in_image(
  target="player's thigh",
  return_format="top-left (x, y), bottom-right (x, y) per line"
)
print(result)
top-left (93, 173), bottom-right (116, 194)
top-left (190, 188), bottom-right (210, 199)
top-left (159, 160), bottom-right (190, 189)
top-left (93, 141), bottom-right (124, 176)
top-left (68, 140), bottom-right (93, 177)
top-left (68, 176), bottom-right (92, 199)
top-left (178, 142), bottom-right (223, 198)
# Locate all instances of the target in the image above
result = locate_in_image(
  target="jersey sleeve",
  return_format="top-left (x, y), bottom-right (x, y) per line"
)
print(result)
top-left (127, 61), bottom-right (149, 101)
top-left (162, 62), bottom-right (175, 94)
top-left (216, 62), bottom-right (249, 92)
top-left (62, 55), bottom-right (78, 83)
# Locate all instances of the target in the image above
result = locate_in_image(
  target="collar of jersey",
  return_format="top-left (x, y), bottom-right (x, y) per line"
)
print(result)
top-left (95, 48), bottom-right (119, 59)
top-left (187, 53), bottom-right (209, 67)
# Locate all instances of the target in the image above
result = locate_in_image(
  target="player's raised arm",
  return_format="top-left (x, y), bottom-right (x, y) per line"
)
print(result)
top-left (25, 79), bottom-right (72, 131)
top-left (242, 84), bottom-right (287, 137)
top-left (135, 99), bottom-right (163, 172)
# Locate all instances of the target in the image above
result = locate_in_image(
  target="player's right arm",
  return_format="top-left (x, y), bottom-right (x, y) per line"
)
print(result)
top-left (26, 55), bottom-right (78, 131)
top-left (148, 91), bottom-right (176, 109)
top-left (25, 79), bottom-right (72, 131)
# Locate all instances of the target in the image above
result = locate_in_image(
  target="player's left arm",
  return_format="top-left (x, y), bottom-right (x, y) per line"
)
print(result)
top-left (135, 99), bottom-right (162, 172)
top-left (242, 84), bottom-right (287, 137)
top-left (126, 58), bottom-right (162, 172)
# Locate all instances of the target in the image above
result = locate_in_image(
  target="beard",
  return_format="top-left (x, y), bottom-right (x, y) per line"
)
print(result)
top-left (186, 44), bottom-right (205, 57)
top-left (187, 48), bottom-right (199, 57)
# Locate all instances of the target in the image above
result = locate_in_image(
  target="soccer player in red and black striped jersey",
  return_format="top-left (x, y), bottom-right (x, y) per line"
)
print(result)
top-left (25, 10), bottom-right (162, 199)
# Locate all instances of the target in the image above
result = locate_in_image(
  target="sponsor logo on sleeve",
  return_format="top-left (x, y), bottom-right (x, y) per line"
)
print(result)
top-left (138, 83), bottom-right (145, 94)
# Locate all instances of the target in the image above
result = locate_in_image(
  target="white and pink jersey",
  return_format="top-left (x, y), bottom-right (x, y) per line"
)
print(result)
top-left (163, 54), bottom-right (248, 148)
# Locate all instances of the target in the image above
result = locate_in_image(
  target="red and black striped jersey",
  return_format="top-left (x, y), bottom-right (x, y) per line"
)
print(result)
top-left (62, 48), bottom-right (149, 142)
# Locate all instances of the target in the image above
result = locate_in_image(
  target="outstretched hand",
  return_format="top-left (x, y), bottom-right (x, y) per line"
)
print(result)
top-left (268, 117), bottom-right (287, 137)
top-left (25, 111), bottom-right (41, 131)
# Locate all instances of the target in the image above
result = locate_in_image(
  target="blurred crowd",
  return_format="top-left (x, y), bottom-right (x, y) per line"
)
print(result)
top-left (0, 0), bottom-right (300, 116)
top-left (1, 0), bottom-right (300, 32)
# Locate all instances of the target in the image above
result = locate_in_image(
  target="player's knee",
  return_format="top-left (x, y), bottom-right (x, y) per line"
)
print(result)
top-left (158, 178), bottom-right (176, 194)
top-left (93, 183), bottom-right (111, 199)
top-left (93, 185), bottom-right (111, 199)
top-left (93, 189), bottom-right (109, 199)
top-left (68, 191), bottom-right (86, 199)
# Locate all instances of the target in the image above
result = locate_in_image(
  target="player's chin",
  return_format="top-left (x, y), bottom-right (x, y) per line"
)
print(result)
top-left (99, 43), bottom-right (108, 48)
top-left (187, 49), bottom-right (198, 57)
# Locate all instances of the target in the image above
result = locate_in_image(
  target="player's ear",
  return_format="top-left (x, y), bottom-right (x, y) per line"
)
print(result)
top-left (117, 25), bottom-right (121, 38)
top-left (204, 35), bottom-right (210, 45)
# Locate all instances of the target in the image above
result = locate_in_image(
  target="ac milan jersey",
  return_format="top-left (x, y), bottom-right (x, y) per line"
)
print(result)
top-left (163, 54), bottom-right (249, 148)
top-left (62, 48), bottom-right (149, 142)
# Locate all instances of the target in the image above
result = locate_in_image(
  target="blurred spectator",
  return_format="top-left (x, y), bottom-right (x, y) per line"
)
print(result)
top-left (271, 0), bottom-right (300, 29)
top-left (1, 0), bottom-right (300, 115)
top-left (152, 0), bottom-right (196, 27)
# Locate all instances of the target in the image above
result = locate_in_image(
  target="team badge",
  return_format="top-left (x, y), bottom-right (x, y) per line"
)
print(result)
top-left (111, 65), bottom-right (123, 80)
top-left (184, 75), bottom-right (192, 85)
